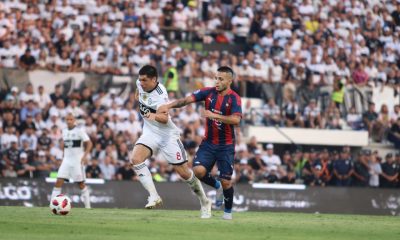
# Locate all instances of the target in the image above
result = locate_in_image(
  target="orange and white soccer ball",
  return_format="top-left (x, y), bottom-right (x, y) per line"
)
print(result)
top-left (50, 194), bottom-right (72, 215)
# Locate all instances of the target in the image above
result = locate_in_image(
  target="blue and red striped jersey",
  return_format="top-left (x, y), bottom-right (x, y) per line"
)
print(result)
top-left (191, 87), bottom-right (242, 145)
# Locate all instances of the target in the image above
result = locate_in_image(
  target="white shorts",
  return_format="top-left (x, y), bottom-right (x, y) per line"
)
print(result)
top-left (136, 133), bottom-right (187, 165)
top-left (57, 162), bottom-right (86, 182)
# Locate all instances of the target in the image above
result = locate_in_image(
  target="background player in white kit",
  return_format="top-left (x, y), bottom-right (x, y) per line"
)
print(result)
top-left (131, 65), bottom-right (212, 218)
top-left (50, 113), bottom-right (93, 208)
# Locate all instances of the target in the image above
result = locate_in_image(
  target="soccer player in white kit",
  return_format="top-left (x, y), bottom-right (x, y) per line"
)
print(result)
top-left (50, 113), bottom-right (93, 208)
top-left (131, 65), bottom-right (211, 218)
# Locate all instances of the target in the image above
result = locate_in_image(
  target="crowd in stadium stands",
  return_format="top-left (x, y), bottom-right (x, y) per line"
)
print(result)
top-left (0, 0), bottom-right (399, 186)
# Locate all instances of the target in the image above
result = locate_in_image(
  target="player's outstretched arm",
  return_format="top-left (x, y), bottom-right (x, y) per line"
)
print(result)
top-left (202, 109), bottom-right (241, 125)
top-left (159, 95), bottom-right (196, 113)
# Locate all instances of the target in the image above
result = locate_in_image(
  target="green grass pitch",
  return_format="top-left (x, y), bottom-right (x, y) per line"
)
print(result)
top-left (1, 206), bottom-right (400, 240)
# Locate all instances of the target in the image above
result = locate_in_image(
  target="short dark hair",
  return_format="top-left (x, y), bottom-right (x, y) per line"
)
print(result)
top-left (217, 66), bottom-right (235, 79)
top-left (139, 65), bottom-right (158, 80)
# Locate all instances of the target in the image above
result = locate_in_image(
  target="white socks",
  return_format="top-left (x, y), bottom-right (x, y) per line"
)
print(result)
top-left (81, 186), bottom-right (91, 209)
top-left (50, 187), bottom-right (61, 202)
top-left (185, 170), bottom-right (208, 205)
top-left (133, 162), bottom-right (159, 198)
top-left (51, 186), bottom-right (91, 209)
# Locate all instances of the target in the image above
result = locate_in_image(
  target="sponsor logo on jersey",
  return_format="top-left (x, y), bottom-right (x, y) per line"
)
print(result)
top-left (139, 102), bottom-right (156, 116)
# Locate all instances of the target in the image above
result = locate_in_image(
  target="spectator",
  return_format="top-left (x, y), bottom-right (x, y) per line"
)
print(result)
top-left (34, 85), bottom-right (52, 111)
top-left (37, 128), bottom-right (52, 150)
top-left (262, 99), bottom-right (281, 126)
top-left (368, 152), bottom-right (382, 188)
top-left (163, 61), bottom-right (179, 96)
top-left (55, 50), bottom-right (72, 72)
top-left (18, 49), bottom-right (37, 71)
top-left (380, 153), bottom-right (399, 188)
top-left (312, 149), bottom-right (332, 186)
top-left (19, 113), bottom-right (36, 133)
top-left (280, 151), bottom-right (296, 184)
top-left (373, 104), bottom-right (391, 142)
top-left (261, 144), bottom-right (281, 169)
top-left (19, 83), bottom-right (36, 104)
top-left (1, 126), bottom-right (18, 149)
top-left (363, 102), bottom-right (379, 139)
top-left (234, 158), bottom-right (254, 184)
top-left (86, 159), bottom-right (103, 179)
top-left (231, 9), bottom-right (250, 44)
top-left (352, 151), bottom-right (370, 187)
top-left (283, 96), bottom-right (304, 127)
top-left (116, 161), bottom-right (137, 181)
top-left (351, 62), bottom-right (369, 87)
top-left (33, 151), bottom-right (52, 178)
top-left (388, 117), bottom-right (400, 148)
top-left (346, 107), bottom-right (363, 130)
top-left (50, 85), bottom-right (66, 106)
top-left (303, 99), bottom-right (323, 129)
top-left (3, 140), bottom-right (19, 167)
top-left (19, 127), bottom-right (38, 151)
top-left (247, 149), bottom-right (267, 181)
top-left (15, 152), bottom-right (35, 178)
top-left (173, 3), bottom-right (188, 41)
top-left (333, 150), bottom-right (354, 186)
top-left (99, 156), bottom-right (116, 180)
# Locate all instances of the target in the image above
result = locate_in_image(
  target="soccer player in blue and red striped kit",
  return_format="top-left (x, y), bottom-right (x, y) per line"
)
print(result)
top-left (159, 66), bottom-right (242, 220)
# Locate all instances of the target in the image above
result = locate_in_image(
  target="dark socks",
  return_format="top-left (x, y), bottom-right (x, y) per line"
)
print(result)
top-left (223, 187), bottom-right (234, 212)
top-left (200, 173), bottom-right (219, 189)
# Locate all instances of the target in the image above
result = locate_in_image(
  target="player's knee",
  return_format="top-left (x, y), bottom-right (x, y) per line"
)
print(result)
top-left (130, 155), bottom-right (144, 165)
top-left (220, 179), bottom-right (232, 189)
top-left (193, 166), bottom-right (206, 179)
top-left (78, 182), bottom-right (85, 189)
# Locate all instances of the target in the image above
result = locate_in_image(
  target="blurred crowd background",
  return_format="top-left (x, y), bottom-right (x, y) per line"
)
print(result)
top-left (0, 0), bottom-right (399, 187)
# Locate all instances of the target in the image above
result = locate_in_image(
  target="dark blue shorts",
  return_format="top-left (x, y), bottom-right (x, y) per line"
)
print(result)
top-left (193, 141), bottom-right (235, 180)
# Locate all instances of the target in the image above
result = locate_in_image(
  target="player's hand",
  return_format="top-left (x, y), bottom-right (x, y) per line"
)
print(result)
top-left (81, 155), bottom-right (88, 165)
top-left (201, 109), bottom-right (216, 119)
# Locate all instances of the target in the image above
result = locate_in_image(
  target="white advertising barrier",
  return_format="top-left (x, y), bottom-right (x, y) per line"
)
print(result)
top-left (247, 126), bottom-right (369, 146)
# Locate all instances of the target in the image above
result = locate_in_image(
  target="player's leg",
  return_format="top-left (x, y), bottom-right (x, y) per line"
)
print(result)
top-left (174, 163), bottom-right (211, 218)
top-left (50, 162), bottom-right (69, 205)
top-left (50, 178), bottom-right (64, 205)
top-left (161, 138), bottom-right (211, 218)
top-left (70, 163), bottom-right (91, 208)
top-left (192, 142), bottom-right (220, 188)
top-left (216, 146), bottom-right (235, 220)
top-left (192, 142), bottom-right (223, 207)
top-left (130, 141), bottom-right (162, 209)
top-left (78, 181), bottom-right (91, 209)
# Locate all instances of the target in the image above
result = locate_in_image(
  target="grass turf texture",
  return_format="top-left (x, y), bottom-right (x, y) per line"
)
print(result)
top-left (1, 206), bottom-right (400, 240)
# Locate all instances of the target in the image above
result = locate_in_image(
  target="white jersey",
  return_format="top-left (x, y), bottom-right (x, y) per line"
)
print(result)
top-left (62, 126), bottom-right (90, 164)
top-left (136, 80), bottom-right (180, 137)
